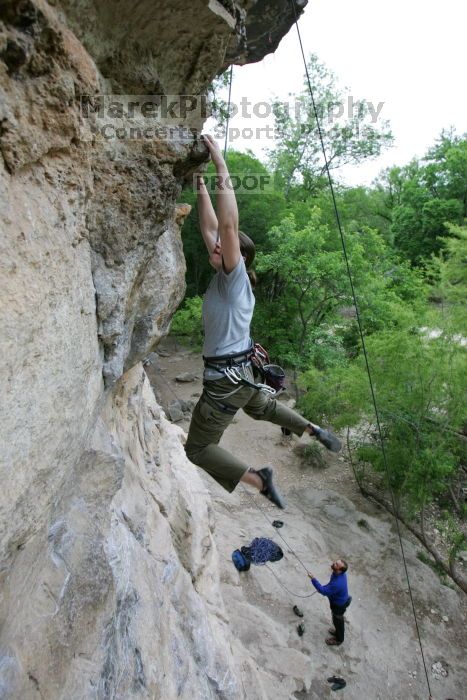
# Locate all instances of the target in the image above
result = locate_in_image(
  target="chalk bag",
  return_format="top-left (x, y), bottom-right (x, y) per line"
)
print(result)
top-left (263, 364), bottom-right (286, 392)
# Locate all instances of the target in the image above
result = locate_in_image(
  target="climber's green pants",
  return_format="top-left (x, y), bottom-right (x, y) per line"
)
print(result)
top-left (185, 365), bottom-right (310, 493)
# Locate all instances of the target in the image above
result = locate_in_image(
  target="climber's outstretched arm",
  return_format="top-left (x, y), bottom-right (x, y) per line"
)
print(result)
top-left (201, 134), bottom-right (240, 274)
top-left (197, 175), bottom-right (218, 254)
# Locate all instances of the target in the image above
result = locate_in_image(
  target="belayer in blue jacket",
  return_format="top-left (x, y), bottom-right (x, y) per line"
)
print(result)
top-left (308, 559), bottom-right (352, 646)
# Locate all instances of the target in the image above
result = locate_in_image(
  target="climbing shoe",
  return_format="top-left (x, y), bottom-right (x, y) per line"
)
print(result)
top-left (327, 677), bottom-right (346, 691)
top-left (325, 637), bottom-right (342, 646)
top-left (297, 622), bottom-right (305, 636)
top-left (255, 466), bottom-right (286, 509)
top-left (293, 605), bottom-right (304, 618)
top-left (312, 426), bottom-right (342, 453)
top-left (328, 628), bottom-right (337, 636)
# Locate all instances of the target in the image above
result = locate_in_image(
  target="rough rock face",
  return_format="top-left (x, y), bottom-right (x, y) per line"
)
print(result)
top-left (57, 0), bottom-right (308, 92)
top-left (0, 0), bottom-right (306, 697)
top-left (0, 366), bottom-right (248, 699)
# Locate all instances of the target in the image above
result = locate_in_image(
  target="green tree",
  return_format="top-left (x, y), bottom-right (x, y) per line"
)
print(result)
top-left (382, 131), bottom-right (467, 264)
top-left (429, 222), bottom-right (467, 333)
top-left (298, 316), bottom-right (466, 589)
top-left (170, 296), bottom-right (204, 347)
top-left (254, 211), bottom-right (350, 370)
top-left (253, 210), bottom-right (418, 369)
top-left (423, 129), bottom-right (467, 213)
top-left (268, 54), bottom-right (393, 200)
top-left (300, 327), bottom-right (465, 510)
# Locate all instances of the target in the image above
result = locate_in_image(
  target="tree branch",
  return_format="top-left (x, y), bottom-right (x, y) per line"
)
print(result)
top-left (357, 483), bottom-right (467, 594)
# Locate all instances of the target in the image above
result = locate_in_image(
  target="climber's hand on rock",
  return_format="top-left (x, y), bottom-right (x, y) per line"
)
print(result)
top-left (193, 173), bottom-right (206, 192)
top-left (201, 134), bottom-right (225, 168)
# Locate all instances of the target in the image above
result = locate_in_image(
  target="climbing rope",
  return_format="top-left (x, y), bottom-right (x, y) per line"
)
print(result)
top-left (241, 484), bottom-right (309, 574)
top-left (288, 0), bottom-right (432, 694)
top-left (265, 563), bottom-right (318, 599)
top-left (148, 353), bottom-right (316, 597)
top-left (243, 537), bottom-right (283, 564)
top-left (223, 64), bottom-right (234, 160)
top-left (240, 484), bottom-right (319, 599)
top-left (219, 58), bottom-right (326, 603)
top-left (149, 355), bottom-right (319, 597)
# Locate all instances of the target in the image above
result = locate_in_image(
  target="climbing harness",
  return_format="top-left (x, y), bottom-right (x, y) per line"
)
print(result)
top-left (250, 343), bottom-right (287, 393)
top-left (204, 360), bottom-right (276, 396)
top-left (203, 342), bottom-right (286, 396)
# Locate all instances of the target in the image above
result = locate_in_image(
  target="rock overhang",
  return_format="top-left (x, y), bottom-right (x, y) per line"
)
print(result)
top-left (56, 0), bottom-right (308, 94)
top-left (0, 0), bottom-right (309, 394)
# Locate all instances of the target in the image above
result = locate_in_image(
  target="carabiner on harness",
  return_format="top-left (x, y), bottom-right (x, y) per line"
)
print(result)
top-left (223, 366), bottom-right (276, 395)
top-left (224, 366), bottom-right (242, 384)
top-left (254, 382), bottom-right (276, 395)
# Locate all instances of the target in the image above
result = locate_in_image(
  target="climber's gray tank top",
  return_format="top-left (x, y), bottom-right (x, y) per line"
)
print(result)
top-left (202, 257), bottom-right (255, 359)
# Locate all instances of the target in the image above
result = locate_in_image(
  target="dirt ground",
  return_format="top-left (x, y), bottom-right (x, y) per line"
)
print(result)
top-left (144, 339), bottom-right (467, 700)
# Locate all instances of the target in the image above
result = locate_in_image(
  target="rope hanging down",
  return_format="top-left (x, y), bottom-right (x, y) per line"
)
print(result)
top-left (223, 64), bottom-right (234, 161)
top-left (221, 55), bottom-right (319, 602)
top-left (241, 484), bottom-right (319, 598)
top-left (287, 0), bottom-right (432, 695)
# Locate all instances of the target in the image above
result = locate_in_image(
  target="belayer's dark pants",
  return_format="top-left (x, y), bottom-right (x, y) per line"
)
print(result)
top-left (330, 596), bottom-right (352, 644)
top-left (185, 365), bottom-right (310, 492)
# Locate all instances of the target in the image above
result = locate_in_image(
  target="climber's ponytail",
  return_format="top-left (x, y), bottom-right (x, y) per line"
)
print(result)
top-left (239, 230), bottom-right (257, 289)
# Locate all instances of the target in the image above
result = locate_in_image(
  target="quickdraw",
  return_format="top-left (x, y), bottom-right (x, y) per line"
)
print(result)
top-left (203, 342), bottom-right (286, 395)
top-left (222, 365), bottom-right (276, 395)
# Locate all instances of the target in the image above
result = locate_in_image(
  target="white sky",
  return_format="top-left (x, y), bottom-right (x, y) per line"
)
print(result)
top-left (206, 0), bottom-right (467, 186)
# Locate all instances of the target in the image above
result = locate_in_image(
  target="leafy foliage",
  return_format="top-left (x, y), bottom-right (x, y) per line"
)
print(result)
top-left (429, 222), bottom-right (467, 332)
top-left (170, 296), bottom-right (203, 347)
top-left (298, 327), bottom-right (466, 514)
top-left (379, 130), bottom-right (467, 263)
top-left (254, 211), bottom-right (350, 368)
top-left (267, 54), bottom-right (393, 200)
top-left (254, 210), bottom-right (424, 368)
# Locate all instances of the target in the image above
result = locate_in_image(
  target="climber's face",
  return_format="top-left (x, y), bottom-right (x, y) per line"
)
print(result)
top-left (209, 238), bottom-right (223, 271)
top-left (331, 560), bottom-right (345, 573)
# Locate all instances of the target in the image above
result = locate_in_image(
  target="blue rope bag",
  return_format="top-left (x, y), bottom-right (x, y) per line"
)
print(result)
top-left (231, 549), bottom-right (250, 571)
top-left (232, 537), bottom-right (283, 571)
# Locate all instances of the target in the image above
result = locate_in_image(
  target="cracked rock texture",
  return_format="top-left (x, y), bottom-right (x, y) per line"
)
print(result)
top-left (0, 0), bottom-right (306, 697)
top-left (0, 366), bottom-right (251, 699)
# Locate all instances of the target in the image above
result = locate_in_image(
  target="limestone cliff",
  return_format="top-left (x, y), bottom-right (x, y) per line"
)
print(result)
top-left (1, 366), bottom-right (245, 698)
top-left (0, 1), bottom-right (307, 697)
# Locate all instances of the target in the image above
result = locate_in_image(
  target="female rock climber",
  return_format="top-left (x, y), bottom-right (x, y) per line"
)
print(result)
top-left (184, 134), bottom-right (341, 509)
